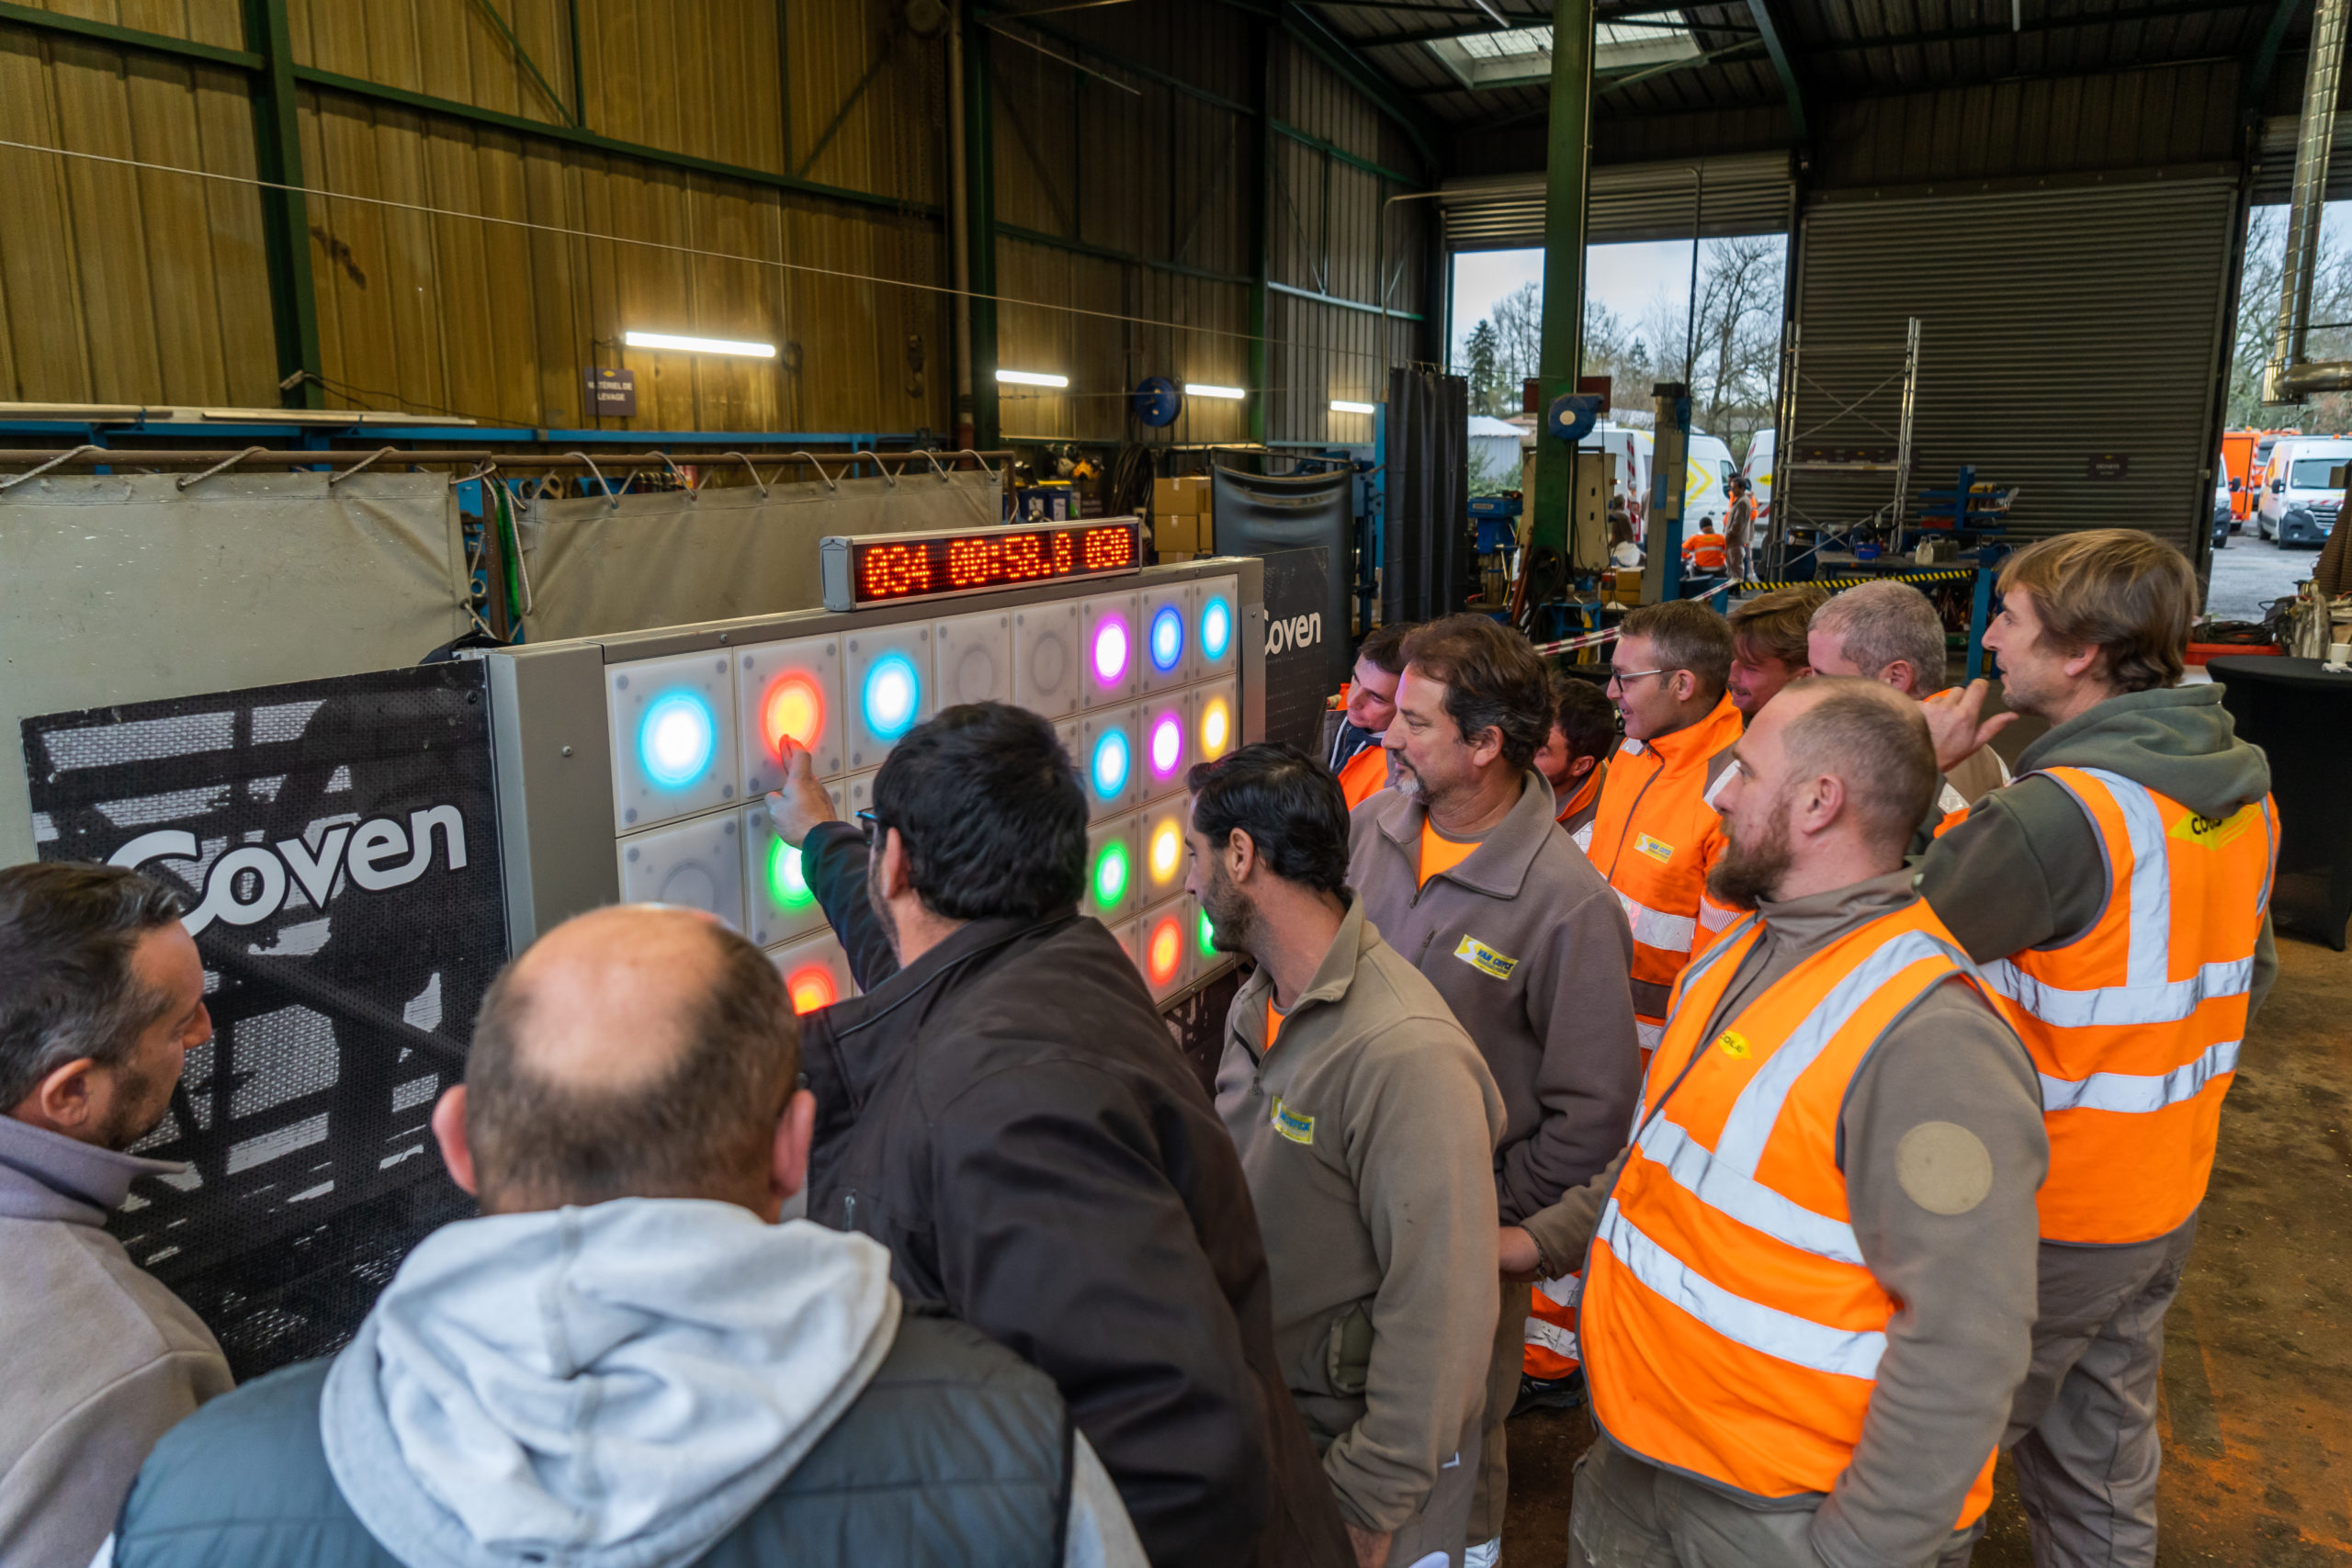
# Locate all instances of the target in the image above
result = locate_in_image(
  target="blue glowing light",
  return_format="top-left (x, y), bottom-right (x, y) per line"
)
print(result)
top-left (638, 691), bottom-right (717, 789)
top-left (1149, 604), bottom-right (1184, 672)
top-left (1201, 597), bottom-right (1233, 661)
top-left (1092, 729), bottom-right (1131, 798)
top-left (863, 652), bottom-right (921, 739)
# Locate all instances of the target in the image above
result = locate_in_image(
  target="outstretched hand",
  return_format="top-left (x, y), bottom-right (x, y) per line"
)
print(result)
top-left (1920, 679), bottom-right (2018, 774)
top-left (763, 736), bottom-right (842, 850)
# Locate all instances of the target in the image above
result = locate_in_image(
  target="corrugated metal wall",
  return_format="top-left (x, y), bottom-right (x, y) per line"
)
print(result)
top-left (1, 0), bottom-right (1430, 442)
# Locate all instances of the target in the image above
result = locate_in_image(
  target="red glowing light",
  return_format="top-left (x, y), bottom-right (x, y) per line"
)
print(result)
top-left (1147, 919), bottom-right (1182, 984)
top-left (761, 673), bottom-right (824, 758)
top-left (849, 522), bottom-right (1142, 607)
top-left (789, 967), bottom-right (839, 1013)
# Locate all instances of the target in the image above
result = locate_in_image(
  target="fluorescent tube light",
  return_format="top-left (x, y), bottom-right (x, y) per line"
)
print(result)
top-left (623, 331), bottom-right (777, 358)
top-left (996, 369), bottom-right (1069, 388)
top-left (1187, 383), bottom-right (1246, 400)
top-left (1329, 400), bottom-right (1376, 415)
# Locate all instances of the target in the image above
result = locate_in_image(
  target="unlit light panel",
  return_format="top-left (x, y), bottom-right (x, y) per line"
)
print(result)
top-left (623, 331), bottom-right (777, 358)
top-left (1330, 400), bottom-right (1376, 415)
top-left (1186, 383), bottom-right (1246, 400)
top-left (998, 369), bottom-right (1069, 388)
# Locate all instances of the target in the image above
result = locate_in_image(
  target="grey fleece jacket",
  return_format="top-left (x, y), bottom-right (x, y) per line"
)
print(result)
top-left (1348, 770), bottom-right (1642, 1224)
top-left (1517, 873), bottom-right (2048, 1568)
top-left (1216, 896), bottom-right (1505, 1537)
top-left (1916, 682), bottom-right (2278, 1017)
top-left (0, 1117), bottom-right (231, 1568)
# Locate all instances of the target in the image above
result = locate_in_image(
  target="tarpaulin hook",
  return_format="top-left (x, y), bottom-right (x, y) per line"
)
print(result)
top-left (720, 452), bottom-right (771, 500)
top-left (921, 450), bottom-right (954, 485)
top-left (785, 452), bottom-right (839, 491)
top-left (656, 452), bottom-right (698, 501)
top-left (954, 448), bottom-right (997, 479)
top-left (328, 446), bottom-right (401, 487)
top-left (564, 451), bottom-right (621, 510)
top-left (176, 446), bottom-right (269, 491)
top-left (0, 444), bottom-right (102, 493)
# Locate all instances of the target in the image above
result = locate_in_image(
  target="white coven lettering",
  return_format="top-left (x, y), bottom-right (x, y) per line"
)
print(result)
top-left (1263, 612), bottom-right (1323, 657)
top-left (108, 806), bottom-right (469, 935)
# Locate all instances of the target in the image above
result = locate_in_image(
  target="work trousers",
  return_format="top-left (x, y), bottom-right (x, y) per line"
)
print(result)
top-left (2004, 1216), bottom-right (2199, 1568)
top-left (1567, 1433), bottom-right (1978, 1568)
top-left (1466, 1280), bottom-right (1532, 1546)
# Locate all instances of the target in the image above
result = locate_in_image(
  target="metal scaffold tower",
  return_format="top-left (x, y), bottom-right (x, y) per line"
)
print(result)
top-left (1766, 317), bottom-right (1921, 576)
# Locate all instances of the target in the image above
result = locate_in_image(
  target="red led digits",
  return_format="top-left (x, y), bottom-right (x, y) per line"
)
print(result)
top-left (850, 522), bottom-right (1141, 606)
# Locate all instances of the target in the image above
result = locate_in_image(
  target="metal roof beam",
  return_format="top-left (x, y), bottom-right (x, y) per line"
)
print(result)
top-left (1748, 0), bottom-right (1811, 143)
top-left (2243, 0), bottom-right (2311, 111)
top-left (1280, 3), bottom-right (1445, 173)
top-left (1822, 0), bottom-right (2266, 51)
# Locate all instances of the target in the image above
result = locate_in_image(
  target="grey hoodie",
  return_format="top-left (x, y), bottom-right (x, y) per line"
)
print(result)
top-left (1916, 683), bottom-right (2278, 1016)
top-left (312, 1199), bottom-right (1143, 1568)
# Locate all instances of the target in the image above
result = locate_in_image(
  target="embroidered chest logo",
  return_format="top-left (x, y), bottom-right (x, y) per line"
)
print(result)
top-left (1634, 833), bottom-right (1675, 863)
top-left (1453, 934), bottom-right (1520, 980)
top-left (1270, 1097), bottom-right (1316, 1145)
top-left (1715, 1030), bottom-right (1751, 1059)
top-left (2171, 803), bottom-right (2259, 852)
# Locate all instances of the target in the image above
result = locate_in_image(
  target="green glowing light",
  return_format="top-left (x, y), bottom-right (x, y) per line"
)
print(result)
top-left (1197, 908), bottom-right (1218, 957)
top-left (1092, 841), bottom-right (1130, 908)
top-left (767, 838), bottom-right (814, 908)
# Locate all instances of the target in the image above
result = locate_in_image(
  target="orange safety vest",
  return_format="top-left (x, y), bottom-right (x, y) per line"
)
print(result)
top-left (1681, 532), bottom-right (1728, 573)
top-left (1337, 742), bottom-right (1389, 809)
top-left (1589, 694), bottom-right (1746, 1047)
top-left (1979, 766), bottom-right (2277, 1246)
top-left (1583, 897), bottom-right (1999, 1527)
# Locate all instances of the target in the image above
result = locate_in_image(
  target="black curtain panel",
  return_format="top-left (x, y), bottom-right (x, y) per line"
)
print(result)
top-left (1208, 466), bottom-right (1354, 698)
top-left (1384, 367), bottom-right (1474, 626)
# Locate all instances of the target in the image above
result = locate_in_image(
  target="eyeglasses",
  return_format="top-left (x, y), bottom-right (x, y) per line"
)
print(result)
top-left (855, 808), bottom-right (885, 848)
top-left (1607, 667), bottom-right (1676, 690)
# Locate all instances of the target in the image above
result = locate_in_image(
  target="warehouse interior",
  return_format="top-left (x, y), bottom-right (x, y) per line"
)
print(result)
top-left (4, 0), bottom-right (2351, 1562)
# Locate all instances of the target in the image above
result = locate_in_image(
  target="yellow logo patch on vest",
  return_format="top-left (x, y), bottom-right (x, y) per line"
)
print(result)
top-left (1453, 934), bottom-right (1520, 980)
top-left (1715, 1030), bottom-right (1751, 1059)
top-left (1634, 833), bottom-right (1675, 863)
top-left (2170, 802), bottom-right (2260, 852)
top-left (1270, 1097), bottom-right (1315, 1145)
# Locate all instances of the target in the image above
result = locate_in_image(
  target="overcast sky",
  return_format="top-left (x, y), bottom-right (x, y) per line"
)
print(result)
top-left (1449, 240), bottom-right (1703, 366)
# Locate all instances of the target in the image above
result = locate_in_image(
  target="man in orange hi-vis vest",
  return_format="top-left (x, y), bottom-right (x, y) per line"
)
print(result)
top-left (1589, 600), bottom-right (1747, 1055)
top-left (1917, 530), bottom-right (2278, 1568)
top-left (1328, 625), bottom-right (1411, 809)
top-left (1501, 678), bottom-right (2048, 1567)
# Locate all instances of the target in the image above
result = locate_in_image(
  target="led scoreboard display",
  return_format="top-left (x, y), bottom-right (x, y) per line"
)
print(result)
top-left (821, 517), bottom-right (1143, 613)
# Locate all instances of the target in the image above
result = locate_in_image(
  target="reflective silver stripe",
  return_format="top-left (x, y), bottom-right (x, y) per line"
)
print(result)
top-left (2041, 1038), bottom-right (2240, 1114)
top-left (2074, 769), bottom-right (2175, 991)
top-left (1635, 1116), bottom-right (1865, 1266)
top-left (1635, 1018), bottom-right (1665, 1051)
top-left (1981, 954), bottom-right (2253, 1028)
top-left (1698, 900), bottom-right (1742, 933)
top-left (1617, 888), bottom-right (1697, 953)
top-left (1713, 930), bottom-right (1965, 1179)
top-left (1597, 1199), bottom-right (1885, 1381)
top-left (1939, 779), bottom-right (1968, 817)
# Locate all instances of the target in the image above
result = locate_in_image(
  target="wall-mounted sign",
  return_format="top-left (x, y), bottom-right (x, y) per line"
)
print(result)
top-left (2087, 453), bottom-right (2130, 479)
top-left (820, 519), bottom-right (1143, 611)
top-left (584, 367), bottom-right (637, 418)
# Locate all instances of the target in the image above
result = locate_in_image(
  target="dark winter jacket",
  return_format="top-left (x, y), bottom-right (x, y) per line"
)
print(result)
top-left (797, 822), bottom-right (1354, 1568)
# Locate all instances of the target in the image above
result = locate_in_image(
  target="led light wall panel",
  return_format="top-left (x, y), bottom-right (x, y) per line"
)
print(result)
top-left (608, 651), bottom-right (739, 831)
top-left (1136, 897), bottom-right (1192, 1002)
top-left (1194, 677), bottom-right (1238, 765)
top-left (934, 610), bottom-right (1014, 708)
top-left (770, 931), bottom-right (855, 1015)
top-left (1080, 705), bottom-right (1142, 819)
top-left (1136, 798), bottom-right (1190, 908)
top-left (1080, 592), bottom-right (1141, 705)
top-left (743, 784), bottom-right (846, 948)
top-left (1139, 583), bottom-right (1192, 696)
top-left (739, 637), bottom-right (843, 793)
top-left (1013, 601), bottom-right (1084, 717)
top-left (618, 811), bottom-right (746, 931)
top-left (1085, 814), bottom-right (1139, 923)
top-left (1138, 693), bottom-right (1191, 802)
top-left (842, 624), bottom-right (933, 773)
top-left (1190, 892), bottom-right (1233, 985)
top-left (1195, 576), bottom-right (1238, 680)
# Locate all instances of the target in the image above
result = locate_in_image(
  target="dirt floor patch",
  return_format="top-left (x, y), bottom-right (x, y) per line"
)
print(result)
top-left (1500, 933), bottom-right (2352, 1565)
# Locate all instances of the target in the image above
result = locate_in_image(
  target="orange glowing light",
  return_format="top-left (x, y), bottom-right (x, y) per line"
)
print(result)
top-left (1199, 697), bottom-right (1232, 759)
top-left (762, 673), bottom-right (824, 757)
top-left (789, 968), bottom-right (839, 1013)
top-left (1148, 919), bottom-right (1182, 983)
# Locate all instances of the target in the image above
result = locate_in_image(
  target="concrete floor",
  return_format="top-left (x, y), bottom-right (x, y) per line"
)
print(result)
top-left (1498, 928), bottom-right (2352, 1565)
top-left (2207, 528), bottom-right (2321, 625)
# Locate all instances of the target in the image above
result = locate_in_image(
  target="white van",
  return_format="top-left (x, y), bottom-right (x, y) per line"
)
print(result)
top-left (2257, 436), bottom-right (2352, 546)
top-left (1685, 433), bottom-right (1739, 530)
top-left (1746, 429), bottom-right (1776, 514)
top-left (1579, 423), bottom-right (1653, 518)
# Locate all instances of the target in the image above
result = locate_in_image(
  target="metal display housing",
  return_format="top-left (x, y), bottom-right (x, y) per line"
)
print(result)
top-left (819, 517), bottom-right (1146, 613)
top-left (485, 554), bottom-right (1266, 968)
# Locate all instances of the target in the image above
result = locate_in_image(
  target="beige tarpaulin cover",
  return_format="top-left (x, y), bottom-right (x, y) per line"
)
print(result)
top-left (1, 471), bottom-right (467, 864)
top-left (518, 469), bottom-right (1001, 642)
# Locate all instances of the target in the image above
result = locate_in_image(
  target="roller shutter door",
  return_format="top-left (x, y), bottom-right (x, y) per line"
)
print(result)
top-left (1441, 152), bottom-right (1795, 251)
top-left (1783, 179), bottom-right (2238, 554)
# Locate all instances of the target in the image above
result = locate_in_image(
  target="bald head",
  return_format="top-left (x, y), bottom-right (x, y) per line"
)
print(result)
top-left (1758, 678), bottom-right (1939, 853)
top-left (461, 905), bottom-right (800, 1213)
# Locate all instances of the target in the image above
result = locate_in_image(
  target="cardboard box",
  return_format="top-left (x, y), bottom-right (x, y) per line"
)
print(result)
top-left (1153, 514), bottom-right (1199, 556)
top-left (1151, 476), bottom-right (1214, 516)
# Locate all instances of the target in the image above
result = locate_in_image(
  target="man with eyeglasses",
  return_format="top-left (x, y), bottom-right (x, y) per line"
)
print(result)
top-left (764, 702), bottom-right (1354, 1568)
top-left (1589, 600), bottom-right (1746, 1055)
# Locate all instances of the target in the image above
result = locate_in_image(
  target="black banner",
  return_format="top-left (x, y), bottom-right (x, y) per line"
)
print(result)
top-left (1258, 546), bottom-right (1336, 753)
top-left (23, 662), bottom-right (506, 1377)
